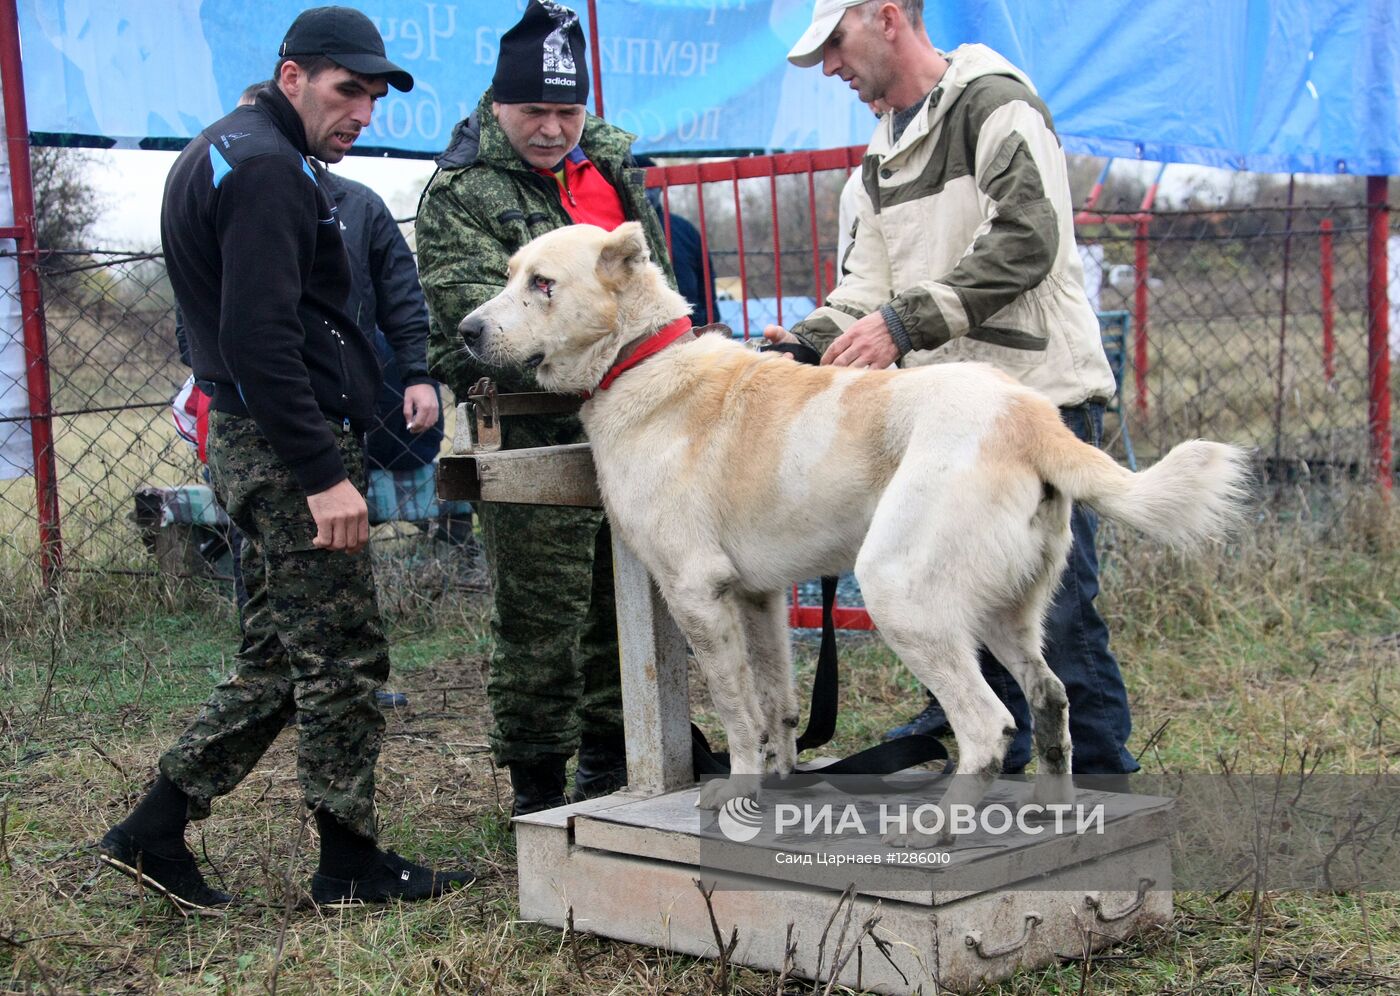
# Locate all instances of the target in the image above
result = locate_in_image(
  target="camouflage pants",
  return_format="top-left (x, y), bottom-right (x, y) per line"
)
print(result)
top-left (160, 412), bottom-right (389, 840)
top-left (478, 416), bottom-right (622, 766)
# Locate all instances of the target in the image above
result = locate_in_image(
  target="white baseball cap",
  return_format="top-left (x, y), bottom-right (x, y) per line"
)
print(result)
top-left (787, 0), bottom-right (870, 68)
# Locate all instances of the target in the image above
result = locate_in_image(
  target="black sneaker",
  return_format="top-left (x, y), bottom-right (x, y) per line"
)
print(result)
top-left (883, 697), bottom-right (952, 741)
top-left (97, 826), bottom-right (233, 917)
top-left (310, 850), bottom-right (474, 908)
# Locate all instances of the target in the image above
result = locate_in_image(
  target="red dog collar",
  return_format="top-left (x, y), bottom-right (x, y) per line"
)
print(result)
top-left (583, 316), bottom-right (694, 399)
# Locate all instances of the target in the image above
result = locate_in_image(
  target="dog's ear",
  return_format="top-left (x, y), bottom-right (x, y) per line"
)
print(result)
top-left (596, 222), bottom-right (650, 286)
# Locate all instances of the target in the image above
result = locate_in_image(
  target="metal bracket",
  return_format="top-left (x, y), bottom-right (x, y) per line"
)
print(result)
top-left (466, 377), bottom-right (502, 454)
top-left (464, 377), bottom-right (585, 455)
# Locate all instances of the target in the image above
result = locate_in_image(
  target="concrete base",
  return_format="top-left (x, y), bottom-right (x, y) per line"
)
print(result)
top-left (516, 783), bottom-right (1173, 995)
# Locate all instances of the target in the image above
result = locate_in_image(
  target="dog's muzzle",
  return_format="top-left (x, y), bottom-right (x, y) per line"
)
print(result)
top-left (458, 312), bottom-right (487, 357)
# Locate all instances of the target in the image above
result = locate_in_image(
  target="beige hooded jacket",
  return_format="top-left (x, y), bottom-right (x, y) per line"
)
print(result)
top-left (793, 44), bottom-right (1116, 408)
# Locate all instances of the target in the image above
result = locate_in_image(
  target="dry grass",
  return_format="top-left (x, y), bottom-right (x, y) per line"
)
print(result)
top-left (0, 489), bottom-right (1398, 993)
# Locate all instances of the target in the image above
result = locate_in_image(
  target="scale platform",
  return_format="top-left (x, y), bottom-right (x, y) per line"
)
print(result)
top-left (516, 780), bottom-right (1173, 995)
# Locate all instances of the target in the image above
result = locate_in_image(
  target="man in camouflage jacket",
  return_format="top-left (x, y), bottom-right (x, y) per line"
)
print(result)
top-left (416, 0), bottom-right (674, 814)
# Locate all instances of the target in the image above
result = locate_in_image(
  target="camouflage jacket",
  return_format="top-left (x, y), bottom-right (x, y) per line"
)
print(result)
top-left (416, 89), bottom-right (674, 444)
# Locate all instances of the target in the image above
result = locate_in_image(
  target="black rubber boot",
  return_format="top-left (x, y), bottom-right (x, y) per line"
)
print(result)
top-left (310, 811), bottom-right (474, 907)
top-left (571, 732), bottom-right (628, 802)
top-left (508, 756), bottom-right (569, 816)
top-left (883, 693), bottom-right (951, 741)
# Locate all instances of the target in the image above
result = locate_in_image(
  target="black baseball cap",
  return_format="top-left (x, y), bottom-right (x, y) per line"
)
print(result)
top-left (279, 6), bottom-right (414, 92)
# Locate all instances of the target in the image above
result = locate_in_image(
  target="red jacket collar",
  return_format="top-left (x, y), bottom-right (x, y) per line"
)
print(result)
top-left (582, 316), bottom-right (694, 399)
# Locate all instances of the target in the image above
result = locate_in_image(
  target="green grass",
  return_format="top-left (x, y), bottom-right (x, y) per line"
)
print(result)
top-left (0, 495), bottom-right (1398, 993)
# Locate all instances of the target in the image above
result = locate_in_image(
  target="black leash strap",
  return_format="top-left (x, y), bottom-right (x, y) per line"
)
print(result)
top-left (796, 574), bottom-right (840, 752)
top-left (690, 577), bottom-right (948, 777)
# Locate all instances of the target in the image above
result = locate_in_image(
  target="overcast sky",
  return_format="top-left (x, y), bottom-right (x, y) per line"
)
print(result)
top-left (86, 149), bottom-right (438, 249)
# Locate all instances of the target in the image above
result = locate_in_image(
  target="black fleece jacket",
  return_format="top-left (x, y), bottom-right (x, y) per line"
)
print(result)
top-left (160, 87), bottom-right (381, 495)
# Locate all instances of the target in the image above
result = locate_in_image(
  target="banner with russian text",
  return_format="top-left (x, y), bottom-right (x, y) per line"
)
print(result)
top-left (15, 0), bottom-right (1400, 173)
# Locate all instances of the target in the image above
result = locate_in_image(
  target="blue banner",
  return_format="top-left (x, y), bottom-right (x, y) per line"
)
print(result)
top-left (14, 1), bottom-right (1400, 173)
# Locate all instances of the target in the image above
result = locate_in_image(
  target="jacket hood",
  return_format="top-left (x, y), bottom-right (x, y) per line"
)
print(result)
top-left (435, 102), bottom-right (484, 169)
top-left (873, 44), bottom-right (1036, 157)
top-left (938, 43), bottom-right (1037, 100)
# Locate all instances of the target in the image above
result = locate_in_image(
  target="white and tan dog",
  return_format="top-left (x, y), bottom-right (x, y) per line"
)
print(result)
top-left (461, 222), bottom-right (1249, 845)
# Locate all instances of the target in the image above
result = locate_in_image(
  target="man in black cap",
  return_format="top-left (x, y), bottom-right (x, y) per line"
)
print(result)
top-left (98, 6), bottom-right (472, 914)
top-left (417, 0), bottom-right (675, 816)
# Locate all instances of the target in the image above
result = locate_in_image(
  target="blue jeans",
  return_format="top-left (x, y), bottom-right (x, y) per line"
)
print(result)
top-left (981, 403), bottom-right (1139, 775)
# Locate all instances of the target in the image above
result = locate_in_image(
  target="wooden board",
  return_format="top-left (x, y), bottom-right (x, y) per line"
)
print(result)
top-left (437, 443), bottom-right (601, 506)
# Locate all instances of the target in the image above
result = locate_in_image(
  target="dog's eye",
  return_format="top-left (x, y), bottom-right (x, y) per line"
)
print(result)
top-left (532, 275), bottom-right (554, 298)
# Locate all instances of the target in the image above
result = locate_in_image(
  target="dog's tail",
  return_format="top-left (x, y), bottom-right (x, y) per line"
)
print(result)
top-left (1027, 402), bottom-right (1250, 547)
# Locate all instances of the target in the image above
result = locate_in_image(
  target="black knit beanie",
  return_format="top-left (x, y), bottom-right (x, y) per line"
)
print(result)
top-left (492, 0), bottom-right (590, 105)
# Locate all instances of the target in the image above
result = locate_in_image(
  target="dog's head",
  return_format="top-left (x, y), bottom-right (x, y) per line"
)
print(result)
top-left (459, 222), bottom-right (690, 395)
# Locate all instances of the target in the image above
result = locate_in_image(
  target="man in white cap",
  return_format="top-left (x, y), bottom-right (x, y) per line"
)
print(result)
top-left (767, 2), bottom-right (1137, 787)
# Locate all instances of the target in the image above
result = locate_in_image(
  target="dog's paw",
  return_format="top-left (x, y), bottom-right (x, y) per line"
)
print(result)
top-left (696, 776), bottom-right (758, 811)
top-left (1029, 773), bottom-right (1076, 810)
top-left (882, 829), bottom-right (950, 849)
top-left (765, 736), bottom-right (797, 777)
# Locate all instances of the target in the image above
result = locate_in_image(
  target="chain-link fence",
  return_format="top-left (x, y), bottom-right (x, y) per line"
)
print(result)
top-left (1, 250), bottom-right (189, 594)
top-left (2, 155), bottom-right (1396, 607)
top-left (1084, 205), bottom-right (1394, 479)
top-left (0, 244), bottom-right (481, 611)
top-left (646, 159), bottom-right (1397, 482)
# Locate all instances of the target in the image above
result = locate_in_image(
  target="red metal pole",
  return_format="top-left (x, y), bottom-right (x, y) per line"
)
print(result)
top-left (731, 164), bottom-right (748, 336)
top-left (693, 174), bottom-right (714, 329)
top-left (769, 167), bottom-right (783, 326)
top-left (585, 0), bottom-right (605, 118)
top-left (806, 159), bottom-right (823, 308)
top-left (1130, 166), bottom-right (1164, 419)
top-left (1366, 175), bottom-right (1392, 491)
top-left (1133, 217), bottom-right (1150, 417)
top-left (1320, 218), bottom-right (1335, 386)
top-left (1079, 157), bottom-right (1114, 215)
top-left (1, 0), bottom-right (63, 584)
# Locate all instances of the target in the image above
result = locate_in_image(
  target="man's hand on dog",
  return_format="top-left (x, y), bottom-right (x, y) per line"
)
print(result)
top-left (823, 311), bottom-right (900, 369)
top-left (307, 479), bottom-right (370, 554)
top-left (763, 317), bottom-right (898, 369)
